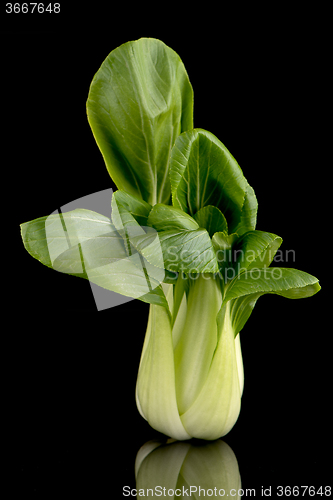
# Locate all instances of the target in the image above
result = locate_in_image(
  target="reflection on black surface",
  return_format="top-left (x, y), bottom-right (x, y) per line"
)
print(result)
top-left (134, 439), bottom-right (241, 499)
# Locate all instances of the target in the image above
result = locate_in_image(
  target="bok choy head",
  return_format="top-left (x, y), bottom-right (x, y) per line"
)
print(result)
top-left (20, 38), bottom-right (320, 441)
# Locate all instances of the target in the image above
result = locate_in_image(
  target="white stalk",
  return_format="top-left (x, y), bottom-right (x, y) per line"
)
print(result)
top-left (136, 274), bottom-right (243, 440)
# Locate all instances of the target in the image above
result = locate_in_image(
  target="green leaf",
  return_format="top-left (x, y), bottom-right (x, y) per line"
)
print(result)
top-left (224, 265), bottom-right (320, 337)
top-left (111, 189), bottom-right (152, 228)
top-left (87, 38), bottom-right (193, 205)
top-left (146, 204), bottom-right (218, 274)
top-left (212, 232), bottom-right (238, 252)
top-left (193, 205), bottom-right (228, 237)
top-left (229, 293), bottom-right (263, 336)
top-left (21, 215), bottom-right (54, 269)
top-left (169, 129), bottom-right (257, 234)
top-left (111, 190), bottom-right (152, 257)
top-left (85, 252), bottom-right (168, 307)
top-left (20, 209), bottom-right (114, 276)
top-left (231, 230), bottom-right (283, 277)
top-left (141, 228), bottom-right (218, 274)
top-left (110, 194), bottom-right (175, 306)
top-left (147, 203), bottom-right (199, 232)
top-left (211, 231), bottom-right (238, 279)
top-left (212, 230), bottom-right (282, 283)
top-left (233, 183), bottom-right (257, 236)
top-left (224, 268), bottom-right (321, 303)
top-left (20, 209), bottom-right (169, 308)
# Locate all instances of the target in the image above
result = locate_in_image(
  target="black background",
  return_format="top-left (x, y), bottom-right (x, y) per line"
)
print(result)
top-left (3, 7), bottom-right (330, 497)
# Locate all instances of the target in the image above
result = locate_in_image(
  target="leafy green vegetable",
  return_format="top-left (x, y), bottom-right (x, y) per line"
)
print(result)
top-left (87, 38), bottom-right (193, 206)
top-left (20, 38), bottom-right (320, 441)
top-left (169, 129), bottom-right (257, 234)
top-left (20, 208), bottom-right (168, 307)
top-left (146, 204), bottom-right (218, 274)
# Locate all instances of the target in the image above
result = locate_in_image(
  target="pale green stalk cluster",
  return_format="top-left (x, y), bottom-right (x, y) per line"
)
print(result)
top-left (136, 275), bottom-right (243, 440)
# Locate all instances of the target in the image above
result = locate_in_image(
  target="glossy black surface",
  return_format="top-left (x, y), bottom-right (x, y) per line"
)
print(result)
top-left (6, 26), bottom-right (329, 496)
